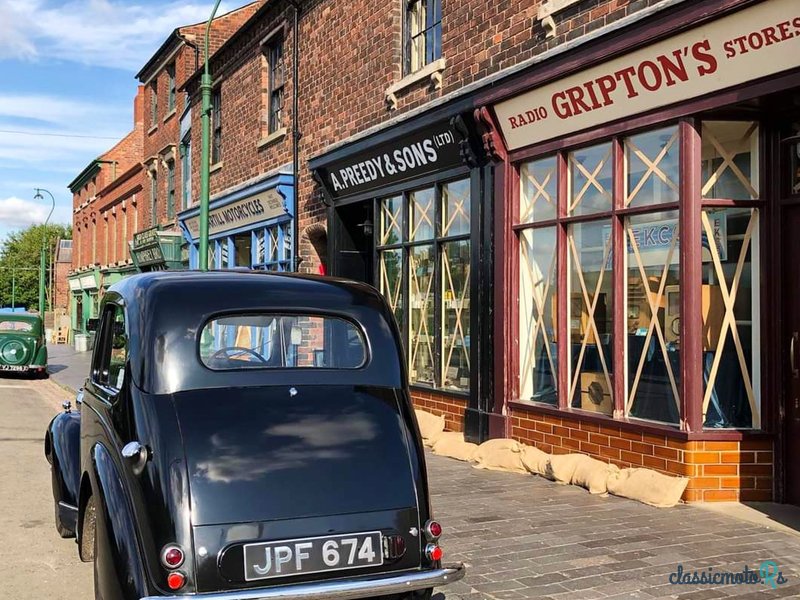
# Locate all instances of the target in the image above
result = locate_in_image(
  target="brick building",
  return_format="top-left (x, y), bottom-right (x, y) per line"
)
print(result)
top-left (70, 0), bottom-right (800, 505)
top-left (132, 2), bottom-right (261, 271)
top-left (67, 87), bottom-right (145, 335)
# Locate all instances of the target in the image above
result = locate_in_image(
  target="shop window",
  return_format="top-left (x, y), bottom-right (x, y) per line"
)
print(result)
top-left (167, 63), bottom-right (176, 113)
top-left (265, 35), bottom-right (285, 135)
top-left (376, 178), bottom-right (472, 392)
top-left (212, 89), bottom-right (222, 165)
top-left (380, 195), bottom-right (402, 245)
top-left (568, 219), bottom-right (613, 415)
top-left (410, 188), bottom-right (435, 241)
top-left (405, 0), bottom-right (442, 75)
top-left (626, 210), bottom-right (680, 425)
top-left (568, 142), bottom-right (612, 216)
top-left (252, 222), bottom-right (292, 272)
top-left (520, 156), bottom-right (557, 223)
top-left (625, 126), bottom-right (680, 208)
top-left (219, 239), bottom-right (229, 268)
top-left (234, 233), bottom-right (252, 267)
top-left (166, 160), bottom-right (176, 220)
top-left (701, 207), bottom-right (760, 429)
top-left (701, 121), bottom-right (759, 200)
top-left (410, 244), bottom-right (436, 386)
top-left (380, 247), bottom-right (403, 333)
top-left (519, 226), bottom-right (557, 404)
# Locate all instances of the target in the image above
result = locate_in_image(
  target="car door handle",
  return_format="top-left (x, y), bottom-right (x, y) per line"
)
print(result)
top-left (121, 441), bottom-right (149, 475)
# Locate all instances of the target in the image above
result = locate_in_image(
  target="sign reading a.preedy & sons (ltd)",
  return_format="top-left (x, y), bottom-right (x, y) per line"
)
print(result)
top-left (494, 0), bottom-right (800, 150)
top-left (316, 121), bottom-right (464, 200)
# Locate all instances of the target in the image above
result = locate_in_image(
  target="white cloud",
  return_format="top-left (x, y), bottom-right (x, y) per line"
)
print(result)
top-left (0, 0), bottom-right (236, 71)
top-left (0, 196), bottom-right (71, 228)
top-left (0, 94), bottom-right (124, 126)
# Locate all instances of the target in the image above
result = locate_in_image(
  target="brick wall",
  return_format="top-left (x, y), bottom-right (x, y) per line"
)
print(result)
top-left (510, 408), bottom-right (774, 502)
top-left (410, 389), bottom-right (468, 433)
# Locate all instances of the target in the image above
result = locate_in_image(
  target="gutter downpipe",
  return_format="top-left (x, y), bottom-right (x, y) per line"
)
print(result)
top-left (199, 0), bottom-right (222, 271)
top-left (286, 0), bottom-right (301, 272)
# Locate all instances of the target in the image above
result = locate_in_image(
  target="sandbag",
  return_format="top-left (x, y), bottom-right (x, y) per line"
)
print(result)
top-left (414, 409), bottom-right (445, 443)
top-left (431, 432), bottom-right (479, 462)
top-left (545, 453), bottom-right (585, 484)
top-left (520, 445), bottom-right (550, 476)
top-left (571, 455), bottom-right (619, 494)
top-left (472, 438), bottom-right (528, 474)
top-left (607, 468), bottom-right (689, 508)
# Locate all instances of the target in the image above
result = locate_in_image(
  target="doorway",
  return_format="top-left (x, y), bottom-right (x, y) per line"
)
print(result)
top-left (332, 201), bottom-right (375, 286)
top-left (781, 116), bottom-right (800, 505)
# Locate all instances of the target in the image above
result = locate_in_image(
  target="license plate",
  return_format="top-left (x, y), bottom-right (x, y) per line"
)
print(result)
top-left (243, 531), bottom-right (383, 581)
top-left (0, 365), bottom-right (26, 372)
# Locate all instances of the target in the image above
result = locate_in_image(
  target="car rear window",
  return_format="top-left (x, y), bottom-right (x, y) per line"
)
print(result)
top-left (200, 314), bottom-right (367, 370)
top-left (0, 320), bottom-right (33, 332)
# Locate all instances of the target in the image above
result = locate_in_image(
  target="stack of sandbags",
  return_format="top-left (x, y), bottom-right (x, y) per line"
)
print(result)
top-left (472, 438), bottom-right (528, 474)
top-left (431, 432), bottom-right (479, 462)
top-left (414, 409), bottom-right (445, 447)
top-left (606, 467), bottom-right (689, 508)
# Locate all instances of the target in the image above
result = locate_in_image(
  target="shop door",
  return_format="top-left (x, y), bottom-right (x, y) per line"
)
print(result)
top-left (332, 201), bottom-right (375, 286)
top-left (781, 120), bottom-right (800, 505)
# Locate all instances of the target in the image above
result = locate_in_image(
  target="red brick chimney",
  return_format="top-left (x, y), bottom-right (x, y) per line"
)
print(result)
top-left (133, 84), bottom-right (144, 127)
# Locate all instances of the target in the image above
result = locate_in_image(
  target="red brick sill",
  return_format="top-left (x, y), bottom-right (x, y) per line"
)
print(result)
top-left (508, 400), bottom-right (773, 441)
top-left (409, 384), bottom-right (469, 402)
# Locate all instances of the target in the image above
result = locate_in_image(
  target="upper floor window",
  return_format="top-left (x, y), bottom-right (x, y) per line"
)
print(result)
top-left (262, 35), bottom-right (286, 135)
top-left (167, 63), bottom-right (176, 112)
top-left (212, 89), bottom-right (222, 164)
top-left (150, 171), bottom-right (158, 226)
top-left (150, 80), bottom-right (158, 126)
top-left (405, 0), bottom-right (442, 74)
top-left (166, 159), bottom-right (176, 219)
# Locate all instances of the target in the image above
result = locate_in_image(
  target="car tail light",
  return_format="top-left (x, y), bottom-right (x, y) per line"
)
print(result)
top-left (161, 545), bottom-right (184, 569)
top-left (425, 543), bottom-right (443, 562)
top-left (424, 520), bottom-right (442, 541)
top-left (166, 572), bottom-right (186, 590)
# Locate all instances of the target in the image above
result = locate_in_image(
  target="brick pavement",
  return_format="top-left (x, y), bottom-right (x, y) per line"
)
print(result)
top-left (428, 454), bottom-right (800, 600)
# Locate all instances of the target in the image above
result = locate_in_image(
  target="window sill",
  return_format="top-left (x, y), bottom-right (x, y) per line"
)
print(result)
top-left (147, 124), bottom-right (158, 135)
top-left (385, 58), bottom-right (446, 110)
top-left (508, 400), bottom-right (771, 441)
top-left (409, 384), bottom-right (469, 401)
top-left (163, 108), bottom-right (177, 124)
top-left (257, 127), bottom-right (287, 149)
top-left (210, 161), bottom-right (223, 174)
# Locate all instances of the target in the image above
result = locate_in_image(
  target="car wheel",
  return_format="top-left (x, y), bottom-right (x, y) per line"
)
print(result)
top-left (80, 495), bottom-right (96, 563)
top-left (408, 589), bottom-right (433, 600)
top-left (50, 463), bottom-right (73, 538)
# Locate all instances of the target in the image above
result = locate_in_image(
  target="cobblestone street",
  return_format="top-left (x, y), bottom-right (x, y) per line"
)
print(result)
top-left (428, 454), bottom-right (800, 599)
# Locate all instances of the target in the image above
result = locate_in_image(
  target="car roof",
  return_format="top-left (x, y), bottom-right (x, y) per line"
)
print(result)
top-left (105, 270), bottom-right (405, 395)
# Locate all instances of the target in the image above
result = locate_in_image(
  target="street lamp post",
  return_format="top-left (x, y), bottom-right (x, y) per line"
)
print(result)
top-left (198, 0), bottom-right (222, 271)
top-left (33, 188), bottom-right (56, 316)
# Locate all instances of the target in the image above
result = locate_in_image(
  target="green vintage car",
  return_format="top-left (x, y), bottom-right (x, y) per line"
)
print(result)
top-left (0, 312), bottom-right (48, 377)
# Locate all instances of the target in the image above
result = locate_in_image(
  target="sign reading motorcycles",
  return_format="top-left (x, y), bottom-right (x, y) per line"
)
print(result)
top-left (318, 121), bottom-right (463, 200)
top-left (494, 0), bottom-right (800, 150)
top-left (184, 188), bottom-right (286, 238)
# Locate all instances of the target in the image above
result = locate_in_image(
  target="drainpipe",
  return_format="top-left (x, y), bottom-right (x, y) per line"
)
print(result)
top-left (286, 0), bottom-right (301, 272)
top-left (199, 0), bottom-right (222, 271)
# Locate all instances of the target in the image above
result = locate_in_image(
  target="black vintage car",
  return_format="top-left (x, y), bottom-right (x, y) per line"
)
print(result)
top-left (45, 271), bottom-right (464, 600)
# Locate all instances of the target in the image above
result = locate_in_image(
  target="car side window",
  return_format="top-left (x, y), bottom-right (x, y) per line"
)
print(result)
top-left (92, 304), bottom-right (128, 391)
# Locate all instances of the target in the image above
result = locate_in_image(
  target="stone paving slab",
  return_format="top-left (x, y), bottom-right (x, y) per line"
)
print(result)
top-left (428, 453), bottom-right (800, 599)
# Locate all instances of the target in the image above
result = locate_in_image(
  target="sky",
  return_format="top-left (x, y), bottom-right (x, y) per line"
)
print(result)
top-left (0, 0), bottom-right (238, 246)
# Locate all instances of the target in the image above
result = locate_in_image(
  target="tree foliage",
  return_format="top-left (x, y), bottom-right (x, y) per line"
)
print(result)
top-left (0, 223), bottom-right (72, 311)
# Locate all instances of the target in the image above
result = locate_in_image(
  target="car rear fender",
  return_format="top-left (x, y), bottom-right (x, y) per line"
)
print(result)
top-left (46, 411), bottom-right (81, 508)
top-left (90, 442), bottom-right (151, 600)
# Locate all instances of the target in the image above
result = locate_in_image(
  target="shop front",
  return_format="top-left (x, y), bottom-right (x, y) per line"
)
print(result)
top-left (481, 0), bottom-right (800, 502)
top-left (179, 171), bottom-right (294, 271)
top-left (310, 109), bottom-right (495, 440)
top-left (67, 268), bottom-right (101, 347)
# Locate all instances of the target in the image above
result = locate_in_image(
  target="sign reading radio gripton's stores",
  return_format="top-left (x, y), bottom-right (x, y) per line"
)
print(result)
top-left (494, 0), bottom-right (800, 150)
top-left (317, 121), bottom-right (463, 200)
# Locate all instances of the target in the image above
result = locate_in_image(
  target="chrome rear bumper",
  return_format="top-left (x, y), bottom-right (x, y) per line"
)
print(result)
top-left (141, 565), bottom-right (465, 600)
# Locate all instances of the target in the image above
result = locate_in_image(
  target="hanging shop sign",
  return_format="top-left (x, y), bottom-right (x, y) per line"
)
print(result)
top-left (183, 188), bottom-right (286, 238)
top-left (316, 120), bottom-right (464, 200)
top-left (494, 0), bottom-right (800, 150)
